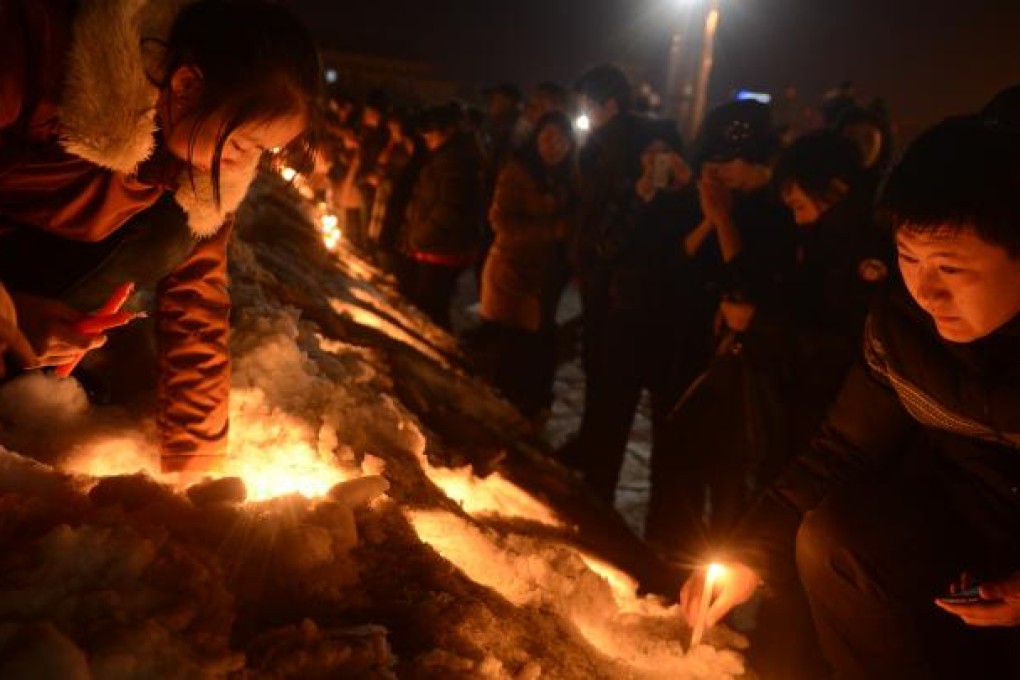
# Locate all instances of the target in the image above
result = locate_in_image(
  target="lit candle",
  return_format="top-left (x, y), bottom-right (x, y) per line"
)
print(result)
top-left (689, 562), bottom-right (725, 651)
top-left (280, 167), bottom-right (298, 182)
top-left (323, 228), bottom-right (341, 251)
top-left (321, 213), bottom-right (339, 231)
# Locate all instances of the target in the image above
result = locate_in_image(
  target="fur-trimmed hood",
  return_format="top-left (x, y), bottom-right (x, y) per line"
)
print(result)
top-left (57, 0), bottom-right (258, 238)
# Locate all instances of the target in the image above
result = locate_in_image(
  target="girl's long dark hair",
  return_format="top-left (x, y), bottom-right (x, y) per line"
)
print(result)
top-left (160, 0), bottom-right (321, 206)
top-left (515, 111), bottom-right (577, 192)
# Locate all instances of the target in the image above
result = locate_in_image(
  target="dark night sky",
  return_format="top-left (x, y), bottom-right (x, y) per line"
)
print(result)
top-left (289, 0), bottom-right (1020, 138)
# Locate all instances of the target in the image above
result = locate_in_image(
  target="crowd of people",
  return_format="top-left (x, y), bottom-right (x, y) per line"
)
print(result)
top-left (309, 67), bottom-right (896, 539)
top-left (309, 67), bottom-right (1020, 678)
top-left (0, 0), bottom-right (1019, 677)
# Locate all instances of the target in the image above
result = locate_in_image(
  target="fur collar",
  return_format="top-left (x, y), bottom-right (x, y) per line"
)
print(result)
top-left (58, 0), bottom-right (256, 238)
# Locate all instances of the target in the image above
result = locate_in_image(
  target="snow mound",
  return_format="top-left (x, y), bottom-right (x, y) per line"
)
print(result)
top-left (0, 176), bottom-right (746, 678)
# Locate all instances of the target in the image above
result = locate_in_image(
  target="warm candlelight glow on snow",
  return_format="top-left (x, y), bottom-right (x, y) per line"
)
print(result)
top-left (329, 298), bottom-right (448, 364)
top-left (425, 466), bottom-right (564, 527)
top-left (406, 509), bottom-right (744, 677)
top-left (221, 442), bottom-right (346, 502)
top-left (577, 551), bottom-right (641, 609)
top-left (223, 389), bottom-right (348, 501)
top-left (66, 436), bottom-right (346, 503)
top-left (63, 389), bottom-right (348, 503)
top-left (65, 435), bottom-right (158, 479)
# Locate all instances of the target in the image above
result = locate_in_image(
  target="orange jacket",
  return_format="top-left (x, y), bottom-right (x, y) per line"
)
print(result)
top-left (0, 0), bottom-right (246, 472)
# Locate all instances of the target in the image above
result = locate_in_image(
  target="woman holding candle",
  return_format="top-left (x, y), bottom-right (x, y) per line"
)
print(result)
top-left (680, 111), bottom-right (1020, 678)
top-left (0, 0), bottom-right (319, 474)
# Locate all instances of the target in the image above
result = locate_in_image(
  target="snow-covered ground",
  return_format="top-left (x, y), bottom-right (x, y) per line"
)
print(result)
top-left (0, 174), bottom-right (746, 678)
top-left (454, 268), bottom-right (654, 537)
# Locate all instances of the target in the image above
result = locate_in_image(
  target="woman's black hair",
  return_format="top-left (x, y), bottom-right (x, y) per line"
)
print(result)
top-left (835, 103), bottom-right (894, 171)
top-left (981, 84), bottom-right (1020, 129)
top-left (515, 111), bottom-right (577, 188)
top-left (774, 130), bottom-right (863, 205)
top-left (160, 0), bottom-right (321, 206)
top-left (574, 64), bottom-right (633, 113)
top-left (416, 102), bottom-right (464, 135)
top-left (877, 115), bottom-right (1020, 256)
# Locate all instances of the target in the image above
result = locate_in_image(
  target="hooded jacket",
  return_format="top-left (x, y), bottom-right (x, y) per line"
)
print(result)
top-left (0, 0), bottom-right (260, 471)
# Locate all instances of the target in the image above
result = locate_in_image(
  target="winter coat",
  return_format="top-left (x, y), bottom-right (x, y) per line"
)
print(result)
top-left (481, 160), bottom-right (575, 332)
top-left (0, 0), bottom-right (260, 470)
top-left (734, 286), bottom-right (1020, 578)
top-left (573, 113), bottom-right (700, 313)
top-left (736, 195), bottom-right (890, 467)
top-left (401, 131), bottom-right (484, 266)
top-left (367, 138), bottom-right (417, 248)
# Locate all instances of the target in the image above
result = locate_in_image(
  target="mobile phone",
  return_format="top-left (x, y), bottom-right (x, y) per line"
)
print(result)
top-left (939, 584), bottom-right (985, 605)
top-left (652, 152), bottom-right (673, 189)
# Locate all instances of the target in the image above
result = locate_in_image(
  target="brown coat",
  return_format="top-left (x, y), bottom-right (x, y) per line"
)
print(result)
top-left (481, 161), bottom-right (572, 332)
top-left (0, 0), bottom-right (258, 471)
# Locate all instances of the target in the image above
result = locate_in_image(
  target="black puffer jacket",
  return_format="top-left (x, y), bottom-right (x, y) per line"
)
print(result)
top-left (735, 286), bottom-right (1020, 577)
top-left (401, 131), bottom-right (484, 259)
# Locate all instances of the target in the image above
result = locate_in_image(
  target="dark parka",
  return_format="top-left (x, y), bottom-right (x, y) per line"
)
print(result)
top-left (735, 287), bottom-right (1020, 578)
top-left (401, 130), bottom-right (484, 264)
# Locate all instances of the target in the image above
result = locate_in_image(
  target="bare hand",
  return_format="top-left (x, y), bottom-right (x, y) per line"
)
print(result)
top-left (12, 294), bottom-right (106, 367)
top-left (698, 175), bottom-right (734, 226)
top-left (719, 300), bottom-right (756, 333)
top-left (0, 285), bottom-right (38, 376)
top-left (636, 142), bottom-right (692, 202)
top-left (936, 570), bottom-right (1020, 627)
top-left (680, 562), bottom-right (762, 629)
top-left (0, 317), bottom-right (38, 378)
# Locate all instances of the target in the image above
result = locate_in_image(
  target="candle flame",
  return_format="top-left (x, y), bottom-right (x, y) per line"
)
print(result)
top-left (280, 167), bottom-right (298, 182)
top-left (64, 430), bottom-right (347, 504)
top-left (220, 441), bottom-right (346, 502)
top-left (318, 213), bottom-right (342, 251)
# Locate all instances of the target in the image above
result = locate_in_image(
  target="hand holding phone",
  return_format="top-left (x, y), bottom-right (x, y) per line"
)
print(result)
top-left (652, 151), bottom-right (673, 189)
top-left (938, 583), bottom-right (988, 605)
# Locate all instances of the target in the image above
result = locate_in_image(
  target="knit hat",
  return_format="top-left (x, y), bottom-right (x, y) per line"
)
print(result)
top-left (695, 100), bottom-right (777, 165)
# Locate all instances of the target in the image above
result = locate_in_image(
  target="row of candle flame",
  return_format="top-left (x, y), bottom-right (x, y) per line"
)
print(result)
top-left (278, 165), bottom-right (343, 252)
top-left (278, 154), bottom-right (727, 655)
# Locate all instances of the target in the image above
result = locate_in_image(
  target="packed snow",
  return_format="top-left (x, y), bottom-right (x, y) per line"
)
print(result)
top-left (0, 173), bottom-right (746, 678)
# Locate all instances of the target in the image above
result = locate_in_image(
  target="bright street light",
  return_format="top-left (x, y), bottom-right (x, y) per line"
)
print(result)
top-left (666, 0), bottom-right (723, 138)
top-left (691, 0), bottom-right (721, 136)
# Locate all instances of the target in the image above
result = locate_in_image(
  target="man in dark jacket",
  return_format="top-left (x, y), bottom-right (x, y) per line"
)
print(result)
top-left (680, 115), bottom-right (1020, 679)
top-left (400, 103), bottom-right (484, 329)
top-left (561, 64), bottom-right (701, 504)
